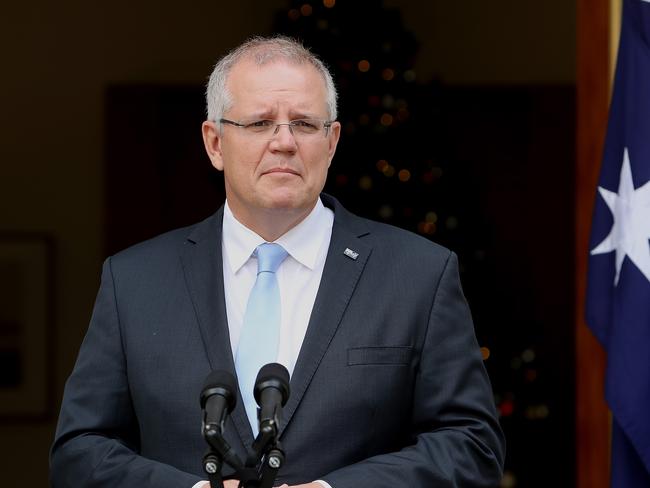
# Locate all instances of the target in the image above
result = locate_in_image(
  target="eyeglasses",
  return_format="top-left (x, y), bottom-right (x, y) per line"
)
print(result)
top-left (219, 118), bottom-right (333, 140)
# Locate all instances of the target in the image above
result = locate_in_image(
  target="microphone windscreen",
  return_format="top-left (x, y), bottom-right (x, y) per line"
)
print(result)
top-left (201, 370), bottom-right (238, 410)
top-left (256, 363), bottom-right (290, 386)
top-left (254, 363), bottom-right (290, 406)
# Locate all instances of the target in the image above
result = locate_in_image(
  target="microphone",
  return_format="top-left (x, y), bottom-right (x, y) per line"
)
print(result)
top-left (254, 363), bottom-right (290, 435)
top-left (201, 370), bottom-right (238, 434)
top-left (200, 370), bottom-right (244, 483)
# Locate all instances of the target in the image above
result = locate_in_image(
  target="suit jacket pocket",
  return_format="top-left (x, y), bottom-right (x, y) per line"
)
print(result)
top-left (347, 346), bottom-right (413, 365)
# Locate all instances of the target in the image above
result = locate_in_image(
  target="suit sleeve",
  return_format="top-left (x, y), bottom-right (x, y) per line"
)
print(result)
top-left (50, 258), bottom-right (203, 488)
top-left (320, 252), bottom-right (505, 488)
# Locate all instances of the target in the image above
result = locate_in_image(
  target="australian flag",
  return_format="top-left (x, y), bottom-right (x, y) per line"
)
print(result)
top-left (586, 0), bottom-right (650, 486)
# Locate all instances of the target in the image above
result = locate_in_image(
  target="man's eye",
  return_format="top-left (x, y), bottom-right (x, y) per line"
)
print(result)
top-left (245, 120), bottom-right (273, 129)
top-left (292, 120), bottom-right (319, 130)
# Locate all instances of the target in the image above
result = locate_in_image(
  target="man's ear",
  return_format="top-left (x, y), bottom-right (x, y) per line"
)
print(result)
top-left (327, 121), bottom-right (341, 167)
top-left (202, 120), bottom-right (224, 171)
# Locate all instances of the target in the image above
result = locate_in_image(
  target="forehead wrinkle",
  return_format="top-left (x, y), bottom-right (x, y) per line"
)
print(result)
top-left (239, 97), bottom-right (324, 119)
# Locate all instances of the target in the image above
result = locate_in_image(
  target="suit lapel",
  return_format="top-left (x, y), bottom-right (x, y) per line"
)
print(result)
top-left (178, 208), bottom-right (254, 450)
top-left (179, 197), bottom-right (374, 444)
top-left (279, 196), bottom-right (372, 437)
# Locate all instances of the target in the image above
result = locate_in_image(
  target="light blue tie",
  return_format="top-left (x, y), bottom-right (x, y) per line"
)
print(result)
top-left (235, 243), bottom-right (288, 435)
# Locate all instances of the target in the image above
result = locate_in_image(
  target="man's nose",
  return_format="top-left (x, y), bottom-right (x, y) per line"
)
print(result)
top-left (269, 123), bottom-right (298, 151)
top-left (272, 123), bottom-right (294, 136)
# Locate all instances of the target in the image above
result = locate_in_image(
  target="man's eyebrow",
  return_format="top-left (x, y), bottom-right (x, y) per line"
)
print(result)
top-left (241, 110), bottom-right (274, 119)
top-left (239, 111), bottom-right (322, 120)
top-left (288, 110), bottom-right (322, 119)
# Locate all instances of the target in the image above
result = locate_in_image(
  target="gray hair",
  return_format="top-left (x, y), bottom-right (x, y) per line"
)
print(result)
top-left (205, 36), bottom-right (338, 123)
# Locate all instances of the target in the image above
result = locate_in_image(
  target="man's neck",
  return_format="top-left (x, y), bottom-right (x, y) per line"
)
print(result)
top-left (226, 201), bottom-right (318, 242)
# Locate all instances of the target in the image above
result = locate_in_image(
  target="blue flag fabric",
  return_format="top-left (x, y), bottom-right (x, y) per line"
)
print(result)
top-left (586, 0), bottom-right (650, 485)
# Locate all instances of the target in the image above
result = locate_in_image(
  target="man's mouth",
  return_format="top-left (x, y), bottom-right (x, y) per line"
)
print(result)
top-left (263, 167), bottom-right (300, 176)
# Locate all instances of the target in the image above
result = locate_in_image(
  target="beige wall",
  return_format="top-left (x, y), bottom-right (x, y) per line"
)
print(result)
top-left (0, 1), bottom-right (574, 484)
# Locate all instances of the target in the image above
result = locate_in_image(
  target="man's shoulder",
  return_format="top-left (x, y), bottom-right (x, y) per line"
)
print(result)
top-left (333, 211), bottom-right (456, 290)
top-left (359, 217), bottom-right (452, 263)
top-left (327, 193), bottom-right (450, 252)
top-left (330, 199), bottom-right (452, 264)
top-left (109, 211), bottom-right (221, 268)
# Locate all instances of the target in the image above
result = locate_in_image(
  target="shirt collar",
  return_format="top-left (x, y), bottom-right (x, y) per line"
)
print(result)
top-left (222, 198), bottom-right (331, 274)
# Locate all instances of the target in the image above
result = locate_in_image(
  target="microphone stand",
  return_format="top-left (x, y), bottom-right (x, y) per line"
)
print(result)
top-left (202, 450), bottom-right (224, 488)
top-left (202, 418), bottom-right (284, 488)
top-left (202, 424), bottom-right (251, 488)
top-left (245, 416), bottom-right (285, 488)
top-left (201, 364), bottom-right (289, 487)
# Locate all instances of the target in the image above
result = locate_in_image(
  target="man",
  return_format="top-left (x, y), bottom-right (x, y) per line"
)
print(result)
top-left (51, 36), bottom-right (505, 488)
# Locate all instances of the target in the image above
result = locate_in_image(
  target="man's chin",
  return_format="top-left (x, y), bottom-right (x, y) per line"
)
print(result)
top-left (259, 189), bottom-right (316, 211)
top-left (262, 198), bottom-right (308, 212)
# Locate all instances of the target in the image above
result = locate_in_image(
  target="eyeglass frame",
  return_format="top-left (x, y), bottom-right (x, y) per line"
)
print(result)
top-left (218, 117), bottom-right (335, 138)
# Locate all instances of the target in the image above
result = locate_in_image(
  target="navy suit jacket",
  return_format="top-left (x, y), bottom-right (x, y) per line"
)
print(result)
top-left (51, 194), bottom-right (505, 487)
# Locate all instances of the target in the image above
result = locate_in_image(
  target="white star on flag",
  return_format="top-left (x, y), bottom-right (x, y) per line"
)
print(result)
top-left (590, 148), bottom-right (650, 285)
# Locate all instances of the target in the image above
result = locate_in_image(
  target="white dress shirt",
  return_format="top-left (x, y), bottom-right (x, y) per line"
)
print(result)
top-left (193, 198), bottom-right (334, 488)
top-left (222, 198), bottom-right (333, 376)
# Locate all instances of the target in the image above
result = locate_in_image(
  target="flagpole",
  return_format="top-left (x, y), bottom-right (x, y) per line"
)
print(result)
top-left (609, 0), bottom-right (622, 88)
top-left (576, 0), bottom-right (616, 487)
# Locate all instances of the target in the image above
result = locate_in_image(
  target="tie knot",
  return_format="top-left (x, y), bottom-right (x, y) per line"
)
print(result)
top-left (255, 243), bottom-right (288, 274)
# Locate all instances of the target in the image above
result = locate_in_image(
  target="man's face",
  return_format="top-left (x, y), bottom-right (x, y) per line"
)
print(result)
top-left (202, 59), bottom-right (341, 223)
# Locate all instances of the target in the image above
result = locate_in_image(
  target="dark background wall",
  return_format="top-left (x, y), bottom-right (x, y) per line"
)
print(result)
top-left (0, 1), bottom-right (575, 486)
